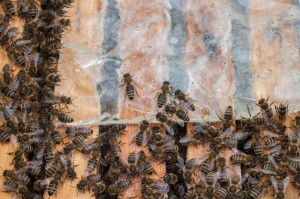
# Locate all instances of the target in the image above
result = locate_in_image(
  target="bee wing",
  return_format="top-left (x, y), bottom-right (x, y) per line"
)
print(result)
top-left (244, 139), bottom-right (252, 149)
top-left (60, 154), bottom-right (71, 170)
top-left (10, 134), bottom-right (18, 149)
top-left (179, 135), bottom-right (197, 144)
top-left (162, 139), bottom-right (175, 147)
top-left (176, 120), bottom-right (185, 127)
top-left (223, 125), bottom-right (234, 134)
top-left (263, 130), bottom-right (277, 137)
top-left (138, 162), bottom-right (145, 173)
top-left (36, 147), bottom-right (44, 160)
top-left (193, 123), bottom-right (207, 133)
top-left (183, 98), bottom-right (194, 111)
top-left (150, 144), bottom-right (157, 151)
top-left (142, 131), bottom-right (148, 146)
top-left (129, 128), bottom-right (140, 144)
top-left (271, 176), bottom-right (278, 193)
top-left (29, 129), bottom-right (45, 136)
top-left (283, 176), bottom-right (290, 193)
top-left (199, 172), bottom-right (206, 184)
top-left (196, 155), bottom-right (208, 165)
top-left (177, 156), bottom-right (185, 169)
top-left (163, 123), bottom-right (174, 135)
top-left (268, 155), bottom-right (278, 168)
top-left (241, 174), bottom-right (249, 184)
top-left (270, 145), bottom-right (281, 154)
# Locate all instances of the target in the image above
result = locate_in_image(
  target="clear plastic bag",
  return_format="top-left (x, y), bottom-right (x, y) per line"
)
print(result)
top-left (58, 0), bottom-right (300, 125)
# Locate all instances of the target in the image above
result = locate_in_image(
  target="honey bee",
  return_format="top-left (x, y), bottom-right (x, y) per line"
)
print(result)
top-left (0, 15), bottom-right (10, 36)
top-left (230, 150), bottom-right (254, 165)
top-left (0, 129), bottom-right (10, 142)
top-left (155, 80), bottom-right (172, 108)
top-left (91, 181), bottom-right (107, 194)
top-left (244, 139), bottom-right (263, 156)
top-left (180, 158), bottom-right (197, 185)
top-left (11, 52), bottom-right (26, 67)
top-left (179, 130), bottom-right (206, 146)
top-left (108, 179), bottom-right (131, 196)
top-left (256, 96), bottom-right (274, 120)
top-left (156, 112), bottom-right (179, 135)
top-left (127, 151), bottom-right (141, 177)
top-left (163, 173), bottom-right (178, 185)
top-left (174, 89), bottom-right (195, 111)
top-left (51, 108), bottom-right (74, 123)
top-left (138, 150), bottom-right (155, 175)
top-left (271, 176), bottom-right (289, 199)
top-left (120, 72), bottom-right (139, 101)
top-left (249, 179), bottom-right (272, 199)
top-left (48, 179), bottom-right (59, 196)
top-left (130, 120), bottom-right (149, 146)
top-left (193, 122), bottom-right (220, 138)
top-left (292, 115), bottom-right (300, 138)
top-left (76, 178), bottom-right (88, 192)
top-left (275, 103), bottom-right (288, 121)
top-left (46, 72), bottom-right (61, 85)
top-left (217, 105), bottom-right (235, 133)
top-left (165, 104), bottom-right (190, 121)
top-left (3, 0), bottom-right (16, 16)
top-left (33, 179), bottom-right (48, 192)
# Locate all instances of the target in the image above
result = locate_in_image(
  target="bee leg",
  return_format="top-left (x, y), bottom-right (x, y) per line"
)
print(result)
top-left (153, 92), bottom-right (160, 99)
top-left (247, 104), bottom-right (252, 117)
top-left (135, 88), bottom-right (141, 99)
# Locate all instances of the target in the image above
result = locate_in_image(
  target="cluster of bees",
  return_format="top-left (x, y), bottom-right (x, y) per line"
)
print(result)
top-left (0, 0), bottom-right (83, 199)
top-left (120, 72), bottom-right (300, 199)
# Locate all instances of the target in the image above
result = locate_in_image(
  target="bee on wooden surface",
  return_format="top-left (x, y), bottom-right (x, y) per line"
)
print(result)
top-left (48, 178), bottom-right (59, 196)
top-left (76, 178), bottom-right (89, 192)
top-left (0, 129), bottom-right (10, 142)
top-left (130, 120), bottom-right (149, 146)
top-left (110, 124), bottom-right (126, 134)
top-left (217, 105), bottom-right (235, 133)
top-left (33, 179), bottom-right (48, 192)
top-left (165, 103), bottom-right (190, 121)
top-left (138, 150), bottom-right (155, 175)
top-left (3, 0), bottom-right (16, 16)
top-left (120, 72), bottom-right (139, 101)
top-left (193, 122), bottom-right (220, 138)
top-left (149, 127), bottom-right (174, 146)
top-left (0, 15), bottom-right (10, 36)
top-left (66, 166), bottom-right (77, 180)
top-left (155, 80), bottom-right (172, 108)
top-left (230, 150), bottom-right (254, 165)
top-left (256, 96), bottom-right (275, 120)
top-left (1, 86), bottom-right (16, 98)
top-left (179, 158), bottom-right (196, 185)
top-left (51, 108), bottom-right (74, 123)
top-left (292, 115), bottom-right (300, 138)
top-left (249, 179), bottom-right (272, 199)
top-left (1, 64), bottom-right (14, 84)
top-left (271, 176), bottom-right (289, 199)
top-left (293, 174), bottom-right (300, 188)
top-left (127, 151), bottom-right (141, 177)
top-left (46, 72), bottom-right (61, 86)
top-left (163, 173), bottom-right (178, 185)
top-left (244, 139), bottom-right (264, 156)
top-left (0, 27), bottom-right (18, 45)
top-left (11, 52), bottom-right (26, 67)
top-left (108, 179), bottom-right (131, 196)
top-left (287, 131), bottom-right (300, 158)
top-left (91, 181), bottom-right (107, 195)
top-left (199, 172), bottom-right (216, 199)
top-left (87, 174), bottom-right (102, 184)
top-left (275, 102), bottom-right (288, 121)
top-left (174, 89), bottom-right (195, 111)
top-left (156, 112), bottom-right (180, 135)
top-left (179, 130), bottom-right (206, 146)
